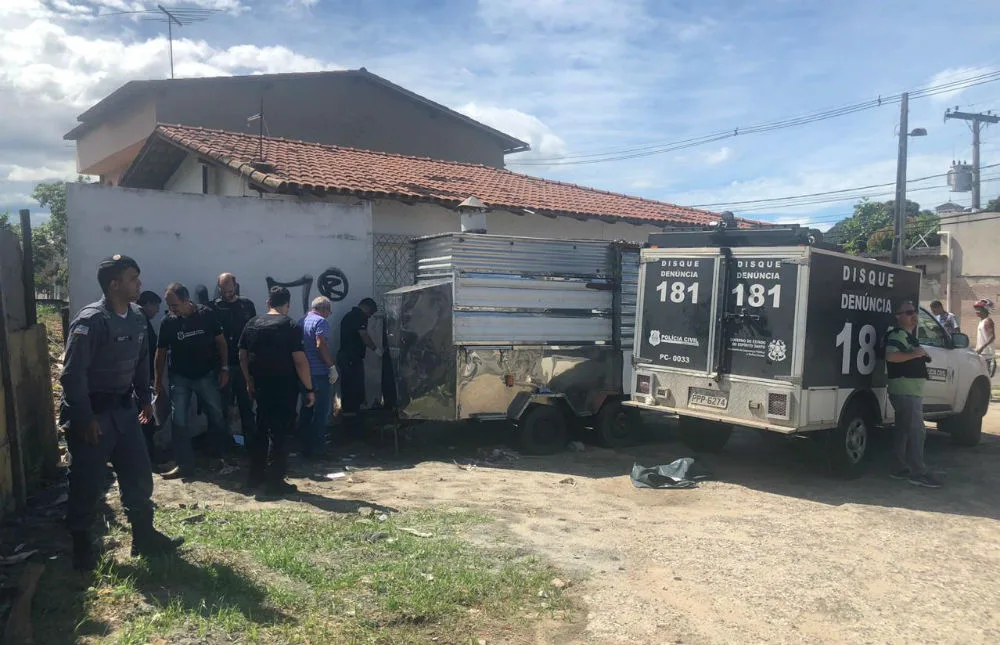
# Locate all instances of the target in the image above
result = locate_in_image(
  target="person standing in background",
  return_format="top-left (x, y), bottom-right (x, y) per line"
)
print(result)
top-left (298, 296), bottom-right (335, 460)
top-left (60, 255), bottom-right (182, 571)
top-left (212, 273), bottom-right (257, 442)
top-left (974, 299), bottom-right (996, 377)
top-left (154, 283), bottom-right (231, 479)
top-left (885, 300), bottom-right (941, 488)
top-left (137, 290), bottom-right (167, 467)
top-left (238, 287), bottom-right (315, 496)
top-left (929, 300), bottom-right (959, 335)
top-left (337, 298), bottom-right (378, 441)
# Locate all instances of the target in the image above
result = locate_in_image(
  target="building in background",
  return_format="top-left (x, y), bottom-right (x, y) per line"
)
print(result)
top-left (64, 69), bottom-right (529, 184)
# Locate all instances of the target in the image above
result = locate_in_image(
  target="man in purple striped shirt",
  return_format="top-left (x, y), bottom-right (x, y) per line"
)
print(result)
top-left (298, 296), bottom-right (334, 459)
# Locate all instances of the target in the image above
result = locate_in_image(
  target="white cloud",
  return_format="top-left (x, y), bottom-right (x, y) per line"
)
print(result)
top-left (675, 18), bottom-right (717, 43)
top-left (458, 103), bottom-right (568, 161)
top-left (4, 161), bottom-right (79, 182)
top-left (0, 1), bottom-right (333, 211)
top-left (926, 66), bottom-right (995, 104)
top-left (704, 146), bottom-right (733, 165)
top-left (477, 0), bottom-right (648, 33)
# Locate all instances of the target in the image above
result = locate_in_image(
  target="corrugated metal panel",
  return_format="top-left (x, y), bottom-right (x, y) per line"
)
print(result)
top-left (454, 275), bottom-right (612, 312)
top-left (416, 233), bottom-right (614, 280)
top-left (454, 312), bottom-right (612, 344)
top-left (619, 248), bottom-right (640, 351)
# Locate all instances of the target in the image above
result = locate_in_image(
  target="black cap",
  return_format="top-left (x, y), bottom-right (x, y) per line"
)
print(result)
top-left (98, 254), bottom-right (140, 273)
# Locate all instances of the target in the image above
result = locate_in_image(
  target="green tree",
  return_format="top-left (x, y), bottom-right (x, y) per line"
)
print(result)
top-left (832, 199), bottom-right (938, 255)
top-left (987, 195), bottom-right (1000, 211)
top-left (29, 181), bottom-right (73, 294)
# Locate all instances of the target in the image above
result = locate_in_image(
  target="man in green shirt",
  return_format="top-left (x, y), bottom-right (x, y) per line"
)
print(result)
top-left (885, 301), bottom-right (941, 488)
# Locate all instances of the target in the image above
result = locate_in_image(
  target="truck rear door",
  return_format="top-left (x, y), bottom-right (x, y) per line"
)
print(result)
top-left (636, 252), bottom-right (719, 373)
top-left (719, 250), bottom-right (803, 381)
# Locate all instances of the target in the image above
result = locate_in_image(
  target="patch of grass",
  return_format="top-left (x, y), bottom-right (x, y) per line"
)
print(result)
top-left (34, 508), bottom-right (572, 645)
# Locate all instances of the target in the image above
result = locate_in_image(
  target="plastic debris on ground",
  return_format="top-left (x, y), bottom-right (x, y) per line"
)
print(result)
top-left (630, 458), bottom-right (710, 489)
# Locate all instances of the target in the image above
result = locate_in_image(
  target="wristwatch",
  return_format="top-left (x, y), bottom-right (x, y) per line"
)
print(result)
top-left (221, 366), bottom-right (230, 371)
top-left (305, 388), bottom-right (316, 393)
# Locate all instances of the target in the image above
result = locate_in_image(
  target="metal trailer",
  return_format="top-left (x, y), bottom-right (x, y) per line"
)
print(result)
top-left (624, 225), bottom-right (972, 477)
top-left (384, 233), bottom-right (640, 453)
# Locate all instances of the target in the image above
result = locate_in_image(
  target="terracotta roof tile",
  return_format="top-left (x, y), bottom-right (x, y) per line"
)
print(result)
top-left (152, 123), bottom-right (725, 226)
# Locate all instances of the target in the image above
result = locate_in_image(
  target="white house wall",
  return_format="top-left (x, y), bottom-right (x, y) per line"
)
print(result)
top-left (66, 184), bottom-right (374, 335)
top-left (167, 153), bottom-right (667, 241)
top-left (371, 199), bottom-right (664, 242)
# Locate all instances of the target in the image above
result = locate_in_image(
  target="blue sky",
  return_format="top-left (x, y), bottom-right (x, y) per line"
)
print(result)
top-left (2, 0), bottom-right (1000, 229)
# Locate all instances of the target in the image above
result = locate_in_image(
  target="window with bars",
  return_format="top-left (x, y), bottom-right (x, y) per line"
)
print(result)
top-left (373, 234), bottom-right (415, 310)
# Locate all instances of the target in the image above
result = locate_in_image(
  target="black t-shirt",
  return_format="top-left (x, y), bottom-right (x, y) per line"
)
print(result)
top-left (339, 307), bottom-right (368, 361)
top-left (158, 304), bottom-right (223, 379)
top-left (238, 313), bottom-right (304, 379)
top-left (212, 297), bottom-right (257, 365)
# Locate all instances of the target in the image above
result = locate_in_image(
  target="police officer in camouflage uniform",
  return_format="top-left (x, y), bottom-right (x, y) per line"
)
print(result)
top-left (60, 255), bottom-right (183, 571)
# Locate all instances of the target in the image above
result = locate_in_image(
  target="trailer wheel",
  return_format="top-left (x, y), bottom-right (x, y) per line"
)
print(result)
top-left (677, 416), bottom-right (732, 453)
top-left (595, 400), bottom-right (640, 448)
top-left (828, 401), bottom-right (871, 479)
top-left (518, 405), bottom-right (568, 455)
top-left (940, 380), bottom-right (988, 447)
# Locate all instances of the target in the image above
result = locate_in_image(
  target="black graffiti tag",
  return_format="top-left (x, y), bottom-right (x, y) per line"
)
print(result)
top-left (265, 274), bottom-right (314, 315)
top-left (317, 267), bottom-right (349, 302)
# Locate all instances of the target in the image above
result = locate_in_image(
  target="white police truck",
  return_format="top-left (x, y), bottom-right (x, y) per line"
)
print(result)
top-left (625, 225), bottom-right (991, 477)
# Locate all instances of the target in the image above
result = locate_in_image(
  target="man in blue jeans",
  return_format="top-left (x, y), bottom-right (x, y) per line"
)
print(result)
top-left (154, 282), bottom-right (232, 479)
top-left (298, 296), bottom-right (334, 459)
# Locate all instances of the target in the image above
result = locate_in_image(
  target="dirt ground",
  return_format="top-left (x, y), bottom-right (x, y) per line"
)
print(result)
top-left (139, 405), bottom-right (1000, 645)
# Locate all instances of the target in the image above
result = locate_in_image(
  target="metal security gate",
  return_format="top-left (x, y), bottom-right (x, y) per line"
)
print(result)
top-left (373, 234), bottom-right (415, 311)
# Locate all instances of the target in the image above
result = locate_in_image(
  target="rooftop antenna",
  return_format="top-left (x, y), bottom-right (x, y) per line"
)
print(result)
top-left (96, 5), bottom-right (221, 79)
top-left (157, 5), bottom-right (183, 79)
top-left (247, 96), bottom-right (275, 172)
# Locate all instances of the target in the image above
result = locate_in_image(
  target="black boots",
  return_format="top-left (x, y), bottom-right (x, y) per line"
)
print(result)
top-left (71, 531), bottom-right (98, 572)
top-left (71, 522), bottom-right (182, 571)
top-left (130, 520), bottom-right (184, 558)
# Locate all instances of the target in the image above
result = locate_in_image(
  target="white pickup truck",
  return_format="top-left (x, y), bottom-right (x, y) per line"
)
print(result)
top-left (625, 225), bottom-right (991, 477)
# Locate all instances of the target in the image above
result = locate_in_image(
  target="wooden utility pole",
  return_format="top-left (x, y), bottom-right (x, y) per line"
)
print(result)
top-left (18, 210), bottom-right (35, 327)
top-left (945, 108), bottom-right (1000, 209)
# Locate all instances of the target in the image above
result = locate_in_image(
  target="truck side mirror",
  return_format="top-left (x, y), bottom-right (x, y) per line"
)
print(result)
top-left (951, 332), bottom-right (970, 349)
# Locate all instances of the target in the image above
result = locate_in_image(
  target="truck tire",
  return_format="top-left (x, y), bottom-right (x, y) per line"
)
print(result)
top-left (677, 416), bottom-right (732, 453)
top-left (517, 404), bottom-right (568, 455)
top-left (595, 400), bottom-right (640, 448)
top-left (940, 381), bottom-right (988, 447)
top-left (828, 401), bottom-right (871, 479)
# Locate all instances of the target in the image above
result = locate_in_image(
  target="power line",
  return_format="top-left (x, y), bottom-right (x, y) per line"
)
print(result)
top-left (733, 174), bottom-right (1000, 214)
top-left (510, 69), bottom-right (1000, 166)
top-left (685, 163), bottom-right (1000, 210)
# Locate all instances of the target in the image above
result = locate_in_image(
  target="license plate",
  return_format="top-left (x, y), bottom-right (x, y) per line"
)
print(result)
top-left (689, 389), bottom-right (728, 409)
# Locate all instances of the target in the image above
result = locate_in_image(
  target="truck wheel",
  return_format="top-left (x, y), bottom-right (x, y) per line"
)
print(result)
top-left (828, 401), bottom-right (871, 479)
top-left (596, 400), bottom-right (640, 448)
top-left (517, 405), bottom-right (568, 455)
top-left (677, 416), bottom-right (732, 453)
top-left (940, 381), bottom-right (988, 447)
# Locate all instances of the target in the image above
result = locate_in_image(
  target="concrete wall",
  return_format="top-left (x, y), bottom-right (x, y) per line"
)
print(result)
top-left (66, 184), bottom-right (374, 333)
top-left (154, 76), bottom-right (507, 167)
top-left (76, 99), bottom-right (157, 178)
top-left (165, 153), bottom-right (666, 241)
top-left (941, 213), bottom-right (1000, 328)
top-left (371, 198), bottom-right (664, 241)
